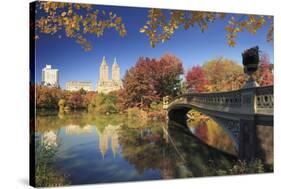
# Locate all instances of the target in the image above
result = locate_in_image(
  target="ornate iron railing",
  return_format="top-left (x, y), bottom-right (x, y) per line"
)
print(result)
top-left (166, 86), bottom-right (273, 115)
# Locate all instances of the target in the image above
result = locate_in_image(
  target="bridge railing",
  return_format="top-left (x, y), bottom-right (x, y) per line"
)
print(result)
top-left (255, 86), bottom-right (273, 115)
top-left (167, 85), bottom-right (273, 116)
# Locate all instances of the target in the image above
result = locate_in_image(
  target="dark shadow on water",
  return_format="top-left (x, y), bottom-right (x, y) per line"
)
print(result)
top-left (168, 120), bottom-right (237, 159)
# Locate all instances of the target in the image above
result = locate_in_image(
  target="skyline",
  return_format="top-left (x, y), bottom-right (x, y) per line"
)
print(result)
top-left (35, 4), bottom-right (274, 90)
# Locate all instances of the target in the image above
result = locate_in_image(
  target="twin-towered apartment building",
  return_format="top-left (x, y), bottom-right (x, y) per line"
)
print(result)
top-left (41, 57), bottom-right (122, 93)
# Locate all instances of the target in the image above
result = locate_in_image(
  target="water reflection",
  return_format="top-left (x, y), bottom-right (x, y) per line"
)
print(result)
top-left (65, 125), bottom-right (92, 135)
top-left (96, 124), bottom-right (121, 158)
top-left (35, 112), bottom-right (238, 185)
top-left (188, 118), bottom-right (237, 155)
top-left (41, 130), bottom-right (59, 150)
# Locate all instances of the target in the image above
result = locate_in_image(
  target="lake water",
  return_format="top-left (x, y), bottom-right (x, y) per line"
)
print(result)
top-left (35, 111), bottom-right (238, 185)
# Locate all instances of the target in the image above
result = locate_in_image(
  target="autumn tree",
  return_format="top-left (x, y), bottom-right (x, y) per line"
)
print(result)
top-left (84, 91), bottom-right (96, 108)
top-left (255, 52), bottom-right (273, 86)
top-left (152, 54), bottom-right (184, 97)
top-left (123, 54), bottom-right (183, 108)
top-left (109, 90), bottom-right (127, 113)
top-left (36, 85), bottom-right (64, 109)
top-left (67, 92), bottom-right (84, 109)
top-left (88, 92), bottom-right (117, 114)
top-left (32, 2), bottom-right (273, 51)
top-left (32, 1), bottom-right (127, 51)
top-left (35, 85), bottom-right (96, 110)
top-left (185, 57), bottom-right (248, 93)
top-left (202, 57), bottom-right (246, 91)
top-left (185, 66), bottom-right (208, 92)
top-left (140, 9), bottom-right (273, 47)
top-left (122, 58), bottom-right (159, 109)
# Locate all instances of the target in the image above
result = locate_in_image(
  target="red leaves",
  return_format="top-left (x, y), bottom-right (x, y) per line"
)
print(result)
top-left (195, 122), bottom-right (208, 142)
top-left (185, 65), bottom-right (208, 92)
top-left (256, 53), bottom-right (273, 86)
top-left (122, 54), bottom-right (183, 109)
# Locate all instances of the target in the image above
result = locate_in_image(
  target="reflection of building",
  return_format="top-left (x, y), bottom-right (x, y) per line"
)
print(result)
top-left (99, 130), bottom-right (109, 158)
top-left (42, 65), bottom-right (59, 87)
top-left (41, 131), bottom-right (58, 149)
top-left (96, 124), bottom-right (120, 158)
top-left (65, 124), bottom-right (92, 135)
top-left (65, 81), bottom-right (93, 91)
top-left (97, 57), bottom-right (122, 94)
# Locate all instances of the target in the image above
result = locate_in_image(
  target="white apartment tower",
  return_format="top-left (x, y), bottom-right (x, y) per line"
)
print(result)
top-left (42, 65), bottom-right (59, 87)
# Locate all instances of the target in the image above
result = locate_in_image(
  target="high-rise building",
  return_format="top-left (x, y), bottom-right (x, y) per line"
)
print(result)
top-left (65, 81), bottom-right (93, 91)
top-left (97, 57), bottom-right (122, 94)
top-left (42, 65), bottom-right (59, 87)
top-left (112, 58), bottom-right (120, 81)
top-left (100, 56), bottom-right (109, 81)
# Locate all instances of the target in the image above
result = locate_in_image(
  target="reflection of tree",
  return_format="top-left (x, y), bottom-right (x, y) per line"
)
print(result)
top-left (93, 114), bottom-right (125, 132)
top-left (36, 111), bottom-right (97, 132)
top-left (41, 130), bottom-right (59, 150)
top-left (188, 111), bottom-right (237, 155)
top-left (118, 122), bottom-right (237, 179)
top-left (35, 133), bottom-right (69, 186)
top-left (35, 112), bottom-right (240, 180)
top-left (166, 125), bottom-right (236, 177)
top-left (118, 124), bottom-right (176, 176)
top-left (205, 120), bottom-right (236, 154)
top-left (195, 121), bottom-right (208, 142)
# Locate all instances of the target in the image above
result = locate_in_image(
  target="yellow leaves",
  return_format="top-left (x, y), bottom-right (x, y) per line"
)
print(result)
top-left (50, 2), bottom-right (56, 9)
top-left (115, 17), bottom-right (122, 24)
top-left (150, 40), bottom-right (155, 48)
top-left (219, 13), bottom-right (226, 20)
top-left (228, 39), bottom-right (236, 47)
top-left (225, 25), bottom-right (233, 33)
top-left (140, 10), bottom-right (272, 48)
top-left (184, 23), bottom-right (190, 30)
top-left (139, 28), bottom-right (146, 33)
top-left (75, 4), bottom-right (81, 9)
top-left (68, 9), bottom-right (73, 15)
top-left (36, 1), bottom-right (128, 51)
top-left (249, 15), bottom-right (256, 23)
top-left (234, 27), bottom-right (241, 32)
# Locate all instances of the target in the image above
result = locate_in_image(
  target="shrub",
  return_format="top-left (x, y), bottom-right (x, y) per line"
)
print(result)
top-left (88, 93), bottom-right (117, 114)
top-left (127, 107), bottom-right (148, 121)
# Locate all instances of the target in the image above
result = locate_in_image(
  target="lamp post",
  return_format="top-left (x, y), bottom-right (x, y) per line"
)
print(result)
top-left (242, 46), bottom-right (260, 88)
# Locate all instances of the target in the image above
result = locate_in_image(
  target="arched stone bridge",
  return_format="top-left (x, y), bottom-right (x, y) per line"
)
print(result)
top-left (164, 85), bottom-right (273, 162)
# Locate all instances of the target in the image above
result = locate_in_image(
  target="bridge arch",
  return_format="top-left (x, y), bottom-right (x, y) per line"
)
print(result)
top-left (167, 104), bottom-right (239, 151)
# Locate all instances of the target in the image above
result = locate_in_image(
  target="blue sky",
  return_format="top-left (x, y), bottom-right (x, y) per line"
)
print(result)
top-left (35, 4), bottom-right (273, 90)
